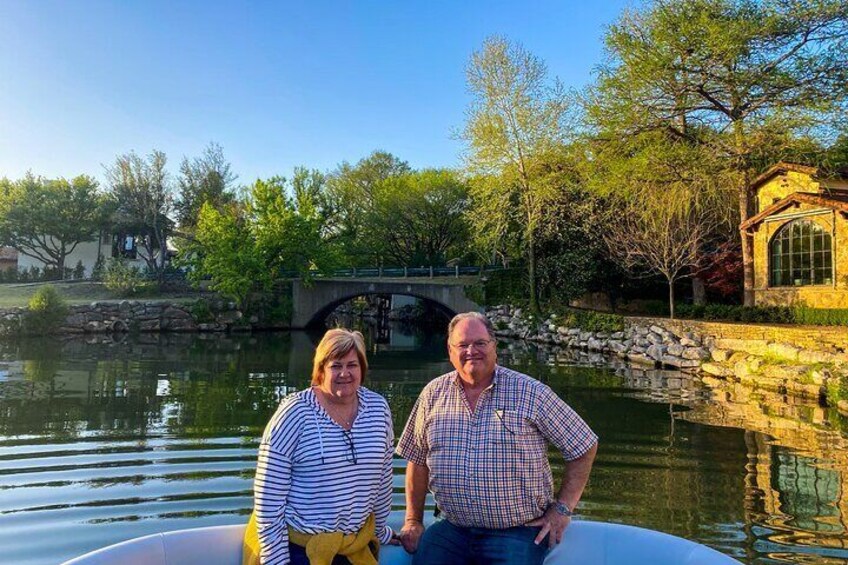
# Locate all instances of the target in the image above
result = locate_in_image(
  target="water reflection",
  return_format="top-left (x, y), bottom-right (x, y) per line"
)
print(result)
top-left (0, 329), bottom-right (846, 564)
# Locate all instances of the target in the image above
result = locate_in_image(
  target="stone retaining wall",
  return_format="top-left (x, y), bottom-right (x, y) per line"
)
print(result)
top-left (485, 306), bottom-right (848, 411)
top-left (0, 299), bottom-right (255, 335)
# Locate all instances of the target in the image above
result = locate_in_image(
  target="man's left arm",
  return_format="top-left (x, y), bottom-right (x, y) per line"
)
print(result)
top-left (527, 384), bottom-right (599, 548)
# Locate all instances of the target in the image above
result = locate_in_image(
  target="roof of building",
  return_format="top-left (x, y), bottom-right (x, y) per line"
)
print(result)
top-left (0, 247), bottom-right (18, 261)
top-left (751, 161), bottom-right (848, 192)
top-left (741, 191), bottom-right (848, 231)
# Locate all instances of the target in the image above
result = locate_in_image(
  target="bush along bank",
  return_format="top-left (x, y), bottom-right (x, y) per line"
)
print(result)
top-left (485, 305), bottom-right (848, 414)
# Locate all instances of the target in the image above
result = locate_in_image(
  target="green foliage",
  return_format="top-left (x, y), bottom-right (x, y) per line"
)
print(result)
top-left (186, 172), bottom-right (339, 311)
top-left (588, 0), bottom-right (848, 306)
top-left (479, 268), bottom-right (527, 306)
top-left (105, 149), bottom-right (174, 285)
top-left (23, 285), bottom-right (69, 335)
top-left (325, 151), bottom-right (411, 265)
top-left (189, 299), bottom-right (215, 323)
top-left (103, 259), bottom-right (150, 296)
top-left (366, 169), bottom-right (472, 265)
top-left (72, 261), bottom-right (86, 280)
top-left (675, 304), bottom-right (848, 326)
top-left (553, 308), bottom-right (625, 333)
top-left (176, 142), bottom-right (238, 230)
top-left (90, 255), bottom-right (105, 281)
top-left (187, 202), bottom-right (267, 308)
top-left (0, 174), bottom-right (106, 275)
top-left (461, 36), bottom-right (572, 313)
top-left (463, 283), bottom-right (486, 306)
top-left (793, 306), bottom-right (848, 327)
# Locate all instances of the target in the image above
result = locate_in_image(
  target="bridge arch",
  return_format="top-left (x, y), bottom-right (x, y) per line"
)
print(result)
top-left (291, 279), bottom-right (482, 328)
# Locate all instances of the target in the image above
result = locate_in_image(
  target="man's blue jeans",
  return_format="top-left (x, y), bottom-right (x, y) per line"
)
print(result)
top-left (412, 519), bottom-right (548, 565)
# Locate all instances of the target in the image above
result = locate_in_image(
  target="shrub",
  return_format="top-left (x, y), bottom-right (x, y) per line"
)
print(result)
top-left (103, 259), bottom-right (150, 296)
top-left (554, 307), bottom-right (625, 332)
top-left (72, 260), bottom-right (86, 280)
top-left (90, 255), bottom-right (105, 281)
top-left (23, 285), bottom-right (69, 335)
top-left (674, 303), bottom-right (848, 326)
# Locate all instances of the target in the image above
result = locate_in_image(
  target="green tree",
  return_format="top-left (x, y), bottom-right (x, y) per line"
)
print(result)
top-left (188, 171), bottom-right (340, 308)
top-left (192, 201), bottom-right (266, 307)
top-left (460, 36), bottom-right (571, 313)
top-left (250, 172), bottom-right (340, 279)
top-left (364, 169), bottom-right (471, 266)
top-left (588, 0), bottom-right (848, 305)
top-left (176, 142), bottom-right (238, 231)
top-left (325, 151), bottom-right (411, 265)
top-left (0, 174), bottom-right (105, 276)
top-left (105, 150), bottom-right (174, 285)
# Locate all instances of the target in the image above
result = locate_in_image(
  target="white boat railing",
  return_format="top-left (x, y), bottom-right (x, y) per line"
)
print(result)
top-left (62, 519), bottom-right (741, 565)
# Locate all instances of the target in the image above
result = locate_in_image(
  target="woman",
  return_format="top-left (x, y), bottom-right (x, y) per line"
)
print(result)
top-left (249, 329), bottom-right (395, 565)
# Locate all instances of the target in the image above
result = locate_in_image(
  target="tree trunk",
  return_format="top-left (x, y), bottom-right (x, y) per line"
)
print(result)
top-left (692, 277), bottom-right (706, 305)
top-left (739, 188), bottom-right (755, 307)
top-left (668, 279), bottom-right (675, 320)
top-left (732, 119), bottom-right (756, 307)
top-left (527, 231), bottom-right (539, 314)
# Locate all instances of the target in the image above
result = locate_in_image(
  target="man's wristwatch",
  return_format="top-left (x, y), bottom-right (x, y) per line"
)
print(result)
top-left (551, 501), bottom-right (575, 517)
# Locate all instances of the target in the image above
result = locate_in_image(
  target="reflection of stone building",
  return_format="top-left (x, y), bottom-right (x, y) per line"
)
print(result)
top-left (741, 162), bottom-right (848, 308)
top-left (682, 381), bottom-right (848, 548)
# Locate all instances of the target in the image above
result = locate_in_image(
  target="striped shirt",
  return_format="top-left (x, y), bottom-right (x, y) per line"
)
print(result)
top-left (253, 386), bottom-right (394, 565)
top-left (396, 365), bottom-right (597, 529)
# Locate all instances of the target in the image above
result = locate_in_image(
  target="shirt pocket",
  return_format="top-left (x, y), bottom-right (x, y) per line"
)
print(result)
top-left (491, 409), bottom-right (535, 443)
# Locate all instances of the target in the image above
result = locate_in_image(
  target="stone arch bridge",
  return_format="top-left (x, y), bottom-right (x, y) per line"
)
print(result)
top-left (290, 277), bottom-right (483, 328)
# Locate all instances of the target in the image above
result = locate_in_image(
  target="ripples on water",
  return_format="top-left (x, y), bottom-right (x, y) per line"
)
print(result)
top-left (0, 330), bottom-right (847, 564)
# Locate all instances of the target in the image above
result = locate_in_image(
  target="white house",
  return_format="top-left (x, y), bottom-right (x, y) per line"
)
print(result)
top-left (16, 230), bottom-right (154, 278)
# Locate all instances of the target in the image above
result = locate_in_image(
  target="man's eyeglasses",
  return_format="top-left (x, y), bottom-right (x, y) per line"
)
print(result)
top-left (449, 339), bottom-right (494, 352)
top-left (341, 429), bottom-right (357, 465)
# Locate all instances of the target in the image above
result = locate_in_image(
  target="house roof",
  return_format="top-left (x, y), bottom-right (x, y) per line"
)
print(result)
top-left (751, 162), bottom-right (819, 191)
top-left (751, 161), bottom-right (848, 192)
top-left (741, 191), bottom-right (848, 231)
top-left (0, 247), bottom-right (17, 261)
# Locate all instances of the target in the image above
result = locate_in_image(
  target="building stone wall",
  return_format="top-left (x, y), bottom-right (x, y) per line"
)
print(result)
top-left (751, 174), bottom-right (848, 308)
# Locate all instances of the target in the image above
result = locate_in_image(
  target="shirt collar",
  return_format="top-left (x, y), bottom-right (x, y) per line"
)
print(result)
top-left (306, 385), bottom-right (369, 410)
top-left (451, 365), bottom-right (500, 391)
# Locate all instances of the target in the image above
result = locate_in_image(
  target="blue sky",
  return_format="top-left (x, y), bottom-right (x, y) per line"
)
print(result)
top-left (0, 1), bottom-right (634, 185)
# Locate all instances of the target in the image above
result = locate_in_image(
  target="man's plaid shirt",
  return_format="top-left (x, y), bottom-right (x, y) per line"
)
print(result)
top-left (396, 365), bottom-right (598, 529)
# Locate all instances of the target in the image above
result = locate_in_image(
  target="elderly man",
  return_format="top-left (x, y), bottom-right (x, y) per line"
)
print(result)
top-left (396, 311), bottom-right (598, 564)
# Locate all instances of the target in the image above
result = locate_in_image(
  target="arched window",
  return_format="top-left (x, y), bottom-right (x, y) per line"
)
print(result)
top-left (769, 219), bottom-right (833, 286)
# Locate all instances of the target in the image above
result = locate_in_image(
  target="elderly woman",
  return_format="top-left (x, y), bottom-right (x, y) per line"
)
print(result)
top-left (249, 329), bottom-right (395, 565)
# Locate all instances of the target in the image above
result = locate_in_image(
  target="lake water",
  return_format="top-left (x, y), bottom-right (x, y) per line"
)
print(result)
top-left (1, 326), bottom-right (847, 564)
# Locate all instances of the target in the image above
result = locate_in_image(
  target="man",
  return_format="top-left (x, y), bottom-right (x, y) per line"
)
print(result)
top-left (396, 311), bottom-right (598, 564)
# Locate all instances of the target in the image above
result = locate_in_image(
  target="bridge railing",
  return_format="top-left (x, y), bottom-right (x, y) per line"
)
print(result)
top-left (281, 265), bottom-right (505, 279)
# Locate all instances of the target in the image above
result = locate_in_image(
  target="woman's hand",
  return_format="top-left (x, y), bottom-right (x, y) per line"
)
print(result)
top-left (386, 529), bottom-right (402, 546)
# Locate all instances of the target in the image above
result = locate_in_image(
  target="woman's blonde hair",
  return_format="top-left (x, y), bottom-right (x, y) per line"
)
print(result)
top-left (311, 328), bottom-right (369, 386)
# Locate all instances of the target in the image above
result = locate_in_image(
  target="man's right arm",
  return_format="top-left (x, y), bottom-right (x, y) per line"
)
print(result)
top-left (399, 460), bottom-right (429, 553)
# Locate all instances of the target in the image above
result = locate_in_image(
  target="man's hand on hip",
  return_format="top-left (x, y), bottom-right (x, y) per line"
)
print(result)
top-left (399, 519), bottom-right (425, 554)
top-left (528, 506), bottom-right (571, 548)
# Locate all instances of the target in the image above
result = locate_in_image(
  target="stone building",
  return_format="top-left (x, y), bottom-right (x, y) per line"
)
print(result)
top-left (740, 162), bottom-right (848, 308)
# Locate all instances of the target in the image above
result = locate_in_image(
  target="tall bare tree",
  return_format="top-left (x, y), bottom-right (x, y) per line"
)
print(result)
top-left (461, 36), bottom-right (571, 313)
top-left (105, 150), bottom-right (174, 285)
top-left (605, 185), bottom-right (720, 319)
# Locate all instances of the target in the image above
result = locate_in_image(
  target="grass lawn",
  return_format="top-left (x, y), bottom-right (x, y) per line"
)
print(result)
top-left (0, 281), bottom-right (208, 308)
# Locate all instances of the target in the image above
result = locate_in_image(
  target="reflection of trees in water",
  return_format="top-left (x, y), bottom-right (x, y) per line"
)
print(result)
top-left (0, 333), bottom-right (302, 439)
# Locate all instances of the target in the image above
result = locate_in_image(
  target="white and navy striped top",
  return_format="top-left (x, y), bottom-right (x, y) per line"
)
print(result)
top-left (253, 386), bottom-right (394, 565)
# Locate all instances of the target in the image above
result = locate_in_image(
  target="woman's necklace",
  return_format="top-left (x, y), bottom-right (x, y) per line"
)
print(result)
top-left (316, 389), bottom-right (358, 429)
